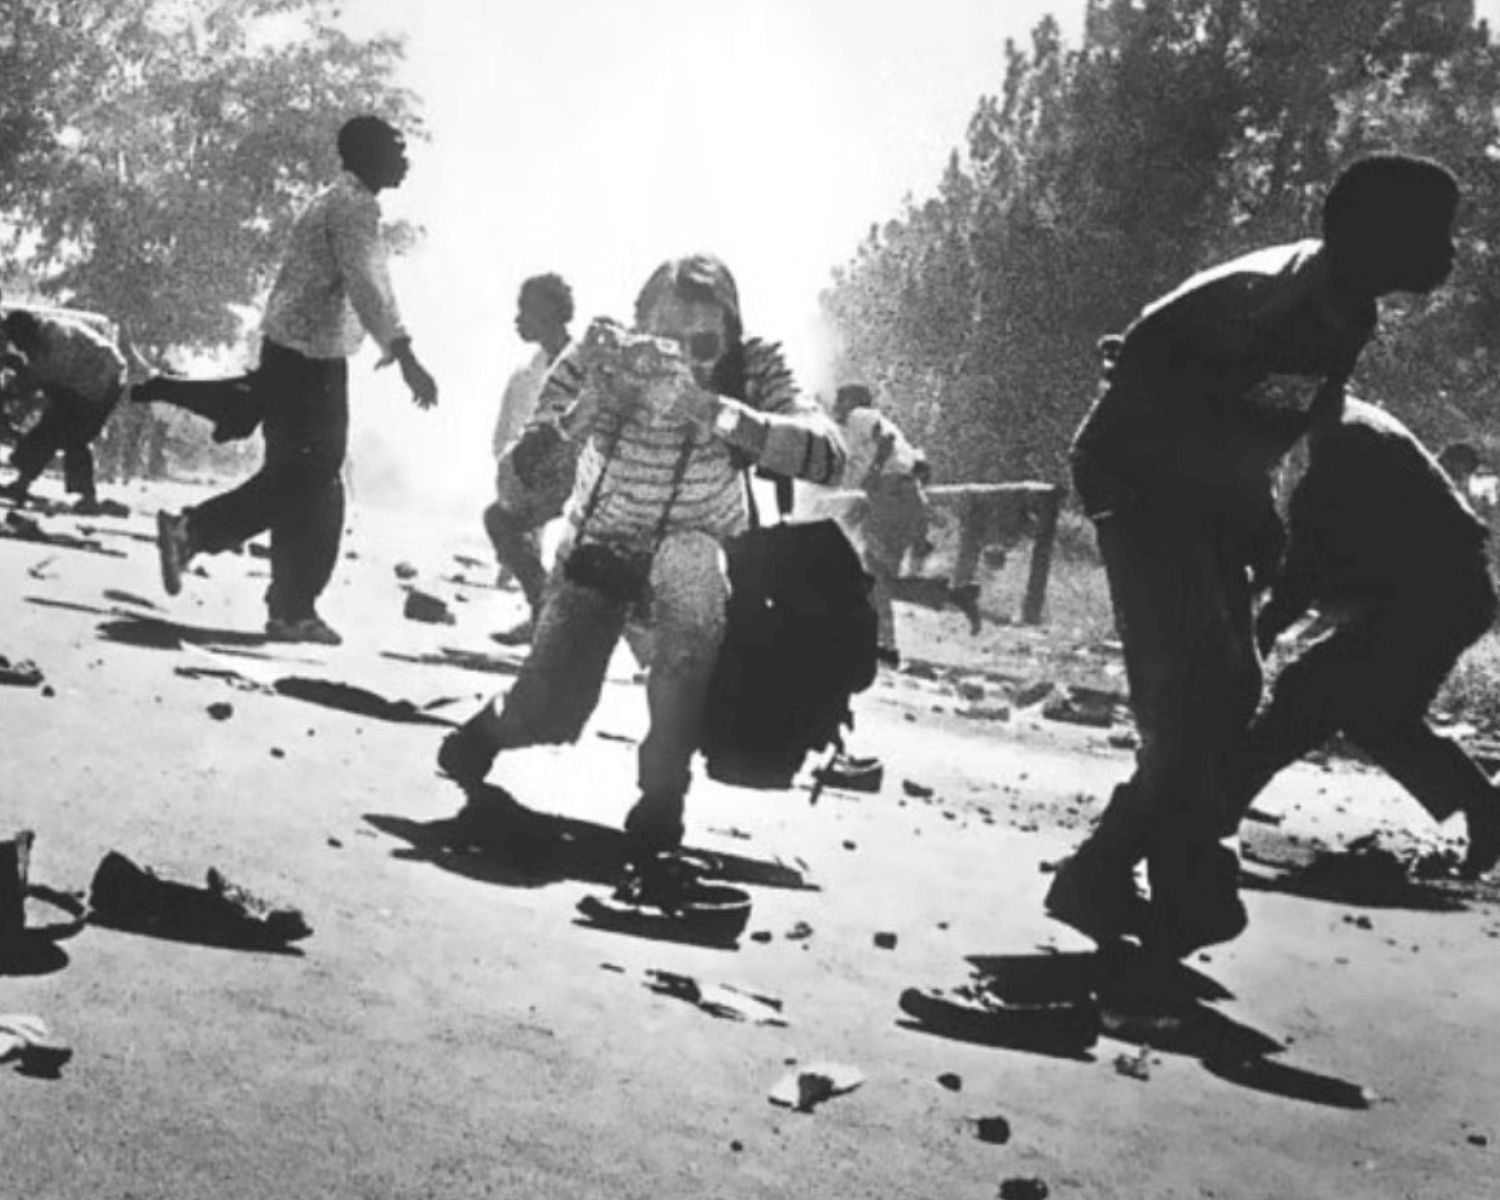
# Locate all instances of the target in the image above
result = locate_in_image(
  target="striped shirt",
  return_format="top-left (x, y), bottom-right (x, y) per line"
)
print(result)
top-left (536, 336), bottom-right (843, 551)
top-left (261, 172), bottom-right (407, 359)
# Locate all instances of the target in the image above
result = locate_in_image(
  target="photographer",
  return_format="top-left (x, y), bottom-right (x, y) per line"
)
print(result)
top-left (438, 254), bottom-right (845, 862)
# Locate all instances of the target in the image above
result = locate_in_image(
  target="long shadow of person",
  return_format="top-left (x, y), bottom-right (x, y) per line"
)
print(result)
top-left (899, 947), bottom-right (1373, 1108)
top-left (366, 784), bottom-right (817, 895)
top-left (1240, 826), bottom-right (1475, 913)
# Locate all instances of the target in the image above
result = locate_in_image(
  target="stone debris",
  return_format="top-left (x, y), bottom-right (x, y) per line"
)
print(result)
top-left (973, 1115), bottom-right (1011, 1144)
top-left (643, 969), bottom-right (787, 1026)
top-left (937, 1072), bottom-right (963, 1091)
top-left (403, 588), bottom-right (455, 625)
top-left (873, 931), bottom-right (898, 950)
top-left (767, 1061), bottom-right (864, 1112)
top-left (206, 701), bottom-right (234, 721)
top-left (0, 1013), bottom-right (72, 1077)
top-left (393, 561), bottom-right (418, 580)
top-left (1012, 680), bottom-right (1058, 708)
top-left (1114, 1045), bottom-right (1153, 1081)
top-left (999, 1177), bottom-right (1049, 1200)
top-left (0, 655), bottom-right (44, 687)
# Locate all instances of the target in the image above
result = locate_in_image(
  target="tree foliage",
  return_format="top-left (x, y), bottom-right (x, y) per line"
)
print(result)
top-left (822, 0), bottom-right (1500, 486)
top-left (0, 0), bottom-right (421, 361)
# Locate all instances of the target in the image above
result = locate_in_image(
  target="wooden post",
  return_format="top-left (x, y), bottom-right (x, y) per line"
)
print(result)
top-left (1021, 484), bottom-right (1065, 625)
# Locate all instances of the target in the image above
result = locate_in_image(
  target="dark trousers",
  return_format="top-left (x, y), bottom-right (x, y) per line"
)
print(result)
top-left (1086, 510), bottom-right (1262, 903)
top-left (186, 341), bottom-right (348, 622)
top-left (11, 384), bottom-right (121, 499)
top-left (1227, 571), bottom-right (1498, 829)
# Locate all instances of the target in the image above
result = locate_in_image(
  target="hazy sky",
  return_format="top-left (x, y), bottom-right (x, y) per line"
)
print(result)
top-left (333, 0), bottom-right (1500, 502)
top-left (332, 0), bottom-right (1080, 499)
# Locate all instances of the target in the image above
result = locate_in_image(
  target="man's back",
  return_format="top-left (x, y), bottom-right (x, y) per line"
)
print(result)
top-left (1284, 398), bottom-right (1487, 607)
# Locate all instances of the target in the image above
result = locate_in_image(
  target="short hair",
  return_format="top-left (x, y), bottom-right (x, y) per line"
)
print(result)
top-left (2, 309), bottom-right (41, 349)
top-left (1322, 153), bottom-right (1459, 244)
top-left (835, 383), bottom-right (874, 411)
top-left (518, 273), bottom-right (574, 325)
top-left (633, 254), bottom-right (743, 347)
top-left (337, 115), bottom-right (401, 170)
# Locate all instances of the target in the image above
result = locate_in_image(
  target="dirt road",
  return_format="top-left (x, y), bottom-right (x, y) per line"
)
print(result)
top-left (2, 482), bottom-right (1496, 1200)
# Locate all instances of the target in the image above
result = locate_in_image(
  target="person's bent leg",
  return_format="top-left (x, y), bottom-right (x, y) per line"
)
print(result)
top-left (6, 400), bottom-right (69, 496)
top-left (484, 496), bottom-right (549, 614)
top-left (438, 571), bottom-right (628, 789)
top-left (628, 531), bottom-right (729, 857)
top-left (133, 373), bottom-right (255, 427)
top-left (1221, 633), bottom-right (1349, 835)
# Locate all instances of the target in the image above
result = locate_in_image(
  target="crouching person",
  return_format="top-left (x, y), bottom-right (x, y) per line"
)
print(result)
top-left (0, 309), bottom-right (126, 513)
top-left (437, 254), bottom-right (844, 863)
top-left (1228, 397), bottom-right (1500, 876)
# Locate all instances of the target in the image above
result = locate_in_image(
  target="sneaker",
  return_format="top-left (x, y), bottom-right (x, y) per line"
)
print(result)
top-left (950, 583), bottom-right (983, 635)
top-left (816, 754), bottom-right (885, 793)
top-left (489, 618), bottom-right (535, 647)
top-left (1043, 852), bottom-right (1151, 945)
top-left (1142, 844), bottom-right (1249, 958)
top-left (71, 495), bottom-right (102, 516)
top-left (623, 793), bottom-right (686, 862)
top-left (265, 615), bottom-right (343, 646)
top-left (156, 510), bottom-right (191, 595)
top-left (205, 867), bottom-right (312, 943)
top-left (436, 720), bottom-right (499, 789)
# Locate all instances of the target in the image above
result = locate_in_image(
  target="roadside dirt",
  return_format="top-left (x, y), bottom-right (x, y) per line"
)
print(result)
top-left (2, 479), bottom-right (1496, 1200)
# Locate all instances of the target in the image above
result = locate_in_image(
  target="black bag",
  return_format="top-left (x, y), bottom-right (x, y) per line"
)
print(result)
top-left (702, 517), bottom-right (879, 789)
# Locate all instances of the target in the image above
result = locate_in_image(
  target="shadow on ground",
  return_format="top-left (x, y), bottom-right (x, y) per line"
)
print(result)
top-left (899, 948), bottom-right (1373, 1108)
top-left (366, 784), bottom-right (817, 896)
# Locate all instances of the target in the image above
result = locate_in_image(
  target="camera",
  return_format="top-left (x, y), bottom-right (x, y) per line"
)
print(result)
top-left (563, 541), bottom-right (652, 605)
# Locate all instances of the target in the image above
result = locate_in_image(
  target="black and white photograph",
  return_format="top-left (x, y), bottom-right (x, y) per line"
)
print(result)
top-left (3, 2), bottom-right (1500, 1197)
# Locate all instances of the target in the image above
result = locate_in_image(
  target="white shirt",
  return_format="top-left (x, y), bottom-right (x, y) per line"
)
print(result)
top-left (493, 345), bottom-right (559, 458)
top-left (261, 172), bottom-right (407, 359)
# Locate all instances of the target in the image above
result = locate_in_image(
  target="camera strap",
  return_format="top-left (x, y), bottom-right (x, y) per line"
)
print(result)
top-left (575, 414), bottom-right (699, 552)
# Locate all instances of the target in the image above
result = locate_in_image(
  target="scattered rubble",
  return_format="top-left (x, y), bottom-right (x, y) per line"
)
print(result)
top-left (1114, 1045), bottom-right (1153, 1081)
top-left (643, 969), bottom-right (787, 1026)
top-left (768, 1061), bottom-right (864, 1112)
top-left (973, 1115), bottom-right (1012, 1144)
top-left (403, 588), bottom-right (456, 625)
top-left (873, 931), bottom-right (898, 950)
top-left (0, 1013), bottom-right (72, 1077)
top-left (999, 1177), bottom-right (1049, 1200)
top-left (0, 655), bottom-right (44, 687)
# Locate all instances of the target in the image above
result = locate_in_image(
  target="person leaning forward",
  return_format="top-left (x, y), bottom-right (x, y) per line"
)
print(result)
top-left (1228, 397), bottom-right (1500, 878)
top-left (1049, 153), bottom-right (1461, 958)
top-left (437, 253), bottom-right (845, 865)
top-left (150, 115), bottom-right (437, 646)
top-left (0, 309), bottom-right (126, 514)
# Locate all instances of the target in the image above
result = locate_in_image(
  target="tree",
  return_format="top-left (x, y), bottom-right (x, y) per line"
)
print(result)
top-left (0, 0), bottom-right (421, 360)
top-left (822, 0), bottom-right (1500, 486)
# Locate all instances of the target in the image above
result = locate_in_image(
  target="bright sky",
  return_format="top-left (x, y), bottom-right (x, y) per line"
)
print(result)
top-left (331, 0), bottom-right (1082, 503)
top-left (340, 0), bottom-right (1500, 505)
